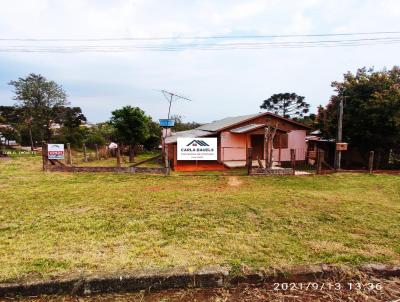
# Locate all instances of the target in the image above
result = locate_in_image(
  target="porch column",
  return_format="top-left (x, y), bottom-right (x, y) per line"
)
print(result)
top-left (245, 134), bottom-right (249, 161)
top-left (278, 134), bottom-right (282, 163)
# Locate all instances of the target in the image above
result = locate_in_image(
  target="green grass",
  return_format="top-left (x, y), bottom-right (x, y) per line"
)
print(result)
top-left (64, 150), bottom-right (162, 168)
top-left (0, 156), bottom-right (400, 282)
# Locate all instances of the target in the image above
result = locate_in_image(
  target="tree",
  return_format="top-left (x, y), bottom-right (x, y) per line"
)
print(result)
top-left (0, 124), bottom-right (19, 146)
top-left (52, 106), bottom-right (87, 147)
top-left (0, 106), bottom-right (21, 125)
top-left (294, 113), bottom-right (317, 128)
top-left (317, 66), bottom-right (400, 151)
top-left (144, 120), bottom-right (161, 150)
top-left (84, 123), bottom-right (116, 148)
top-left (55, 106), bottom-right (87, 129)
top-left (170, 114), bottom-right (201, 131)
top-left (9, 74), bottom-right (68, 148)
top-left (260, 93), bottom-right (310, 118)
top-left (0, 106), bottom-right (34, 147)
top-left (110, 106), bottom-right (150, 162)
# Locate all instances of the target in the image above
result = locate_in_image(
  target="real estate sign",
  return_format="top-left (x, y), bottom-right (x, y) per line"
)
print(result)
top-left (48, 144), bottom-right (65, 160)
top-left (177, 137), bottom-right (217, 160)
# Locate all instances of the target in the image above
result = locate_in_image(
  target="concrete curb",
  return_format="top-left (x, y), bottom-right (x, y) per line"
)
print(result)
top-left (0, 266), bottom-right (228, 297)
top-left (359, 263), bottom-right (400, 277)
top-left (1, 263), bottom-right (399, 297)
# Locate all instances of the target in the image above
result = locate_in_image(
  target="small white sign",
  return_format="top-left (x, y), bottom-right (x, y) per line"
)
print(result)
top-left (108, 142), bottom-right (118, 149)
top-left (177, 137), bottom-right (217, 161)
top-left (48, 144), bottom-right (65, 159)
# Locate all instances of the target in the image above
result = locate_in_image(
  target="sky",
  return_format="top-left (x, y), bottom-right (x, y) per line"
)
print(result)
top-left (0, 0), bottom-right (400, 124)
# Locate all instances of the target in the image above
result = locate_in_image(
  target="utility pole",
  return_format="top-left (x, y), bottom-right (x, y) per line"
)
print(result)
top-left (335, 96), bottom-right (344, 170)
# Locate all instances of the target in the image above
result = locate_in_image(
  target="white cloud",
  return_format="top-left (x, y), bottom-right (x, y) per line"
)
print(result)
top-left (226, 0), bottom-right (271, 20)
top-left (380, 0), bottom-right (400, 16)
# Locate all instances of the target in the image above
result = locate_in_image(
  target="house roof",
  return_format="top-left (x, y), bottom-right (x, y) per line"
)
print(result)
top-left (197, 112), bottom-right (311, 132)
top-left (230, 123), bottom-right (288, 134)
top-left (164, 112), bottom-right (310, 144)
top-left (197, 113), bottom-right (261, 132)
top-left (165, 129), bottom-right (214, 144)
top-left (230, 123), bottom-right (264, 133)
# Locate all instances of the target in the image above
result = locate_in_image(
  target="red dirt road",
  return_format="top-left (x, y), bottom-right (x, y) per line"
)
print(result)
top-left (9, 277), bottom-right (400, 302)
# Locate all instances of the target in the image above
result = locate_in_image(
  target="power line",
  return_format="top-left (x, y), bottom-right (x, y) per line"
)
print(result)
top-left (1, 30), bottom-right (400, 41)
top-left (1, 42), bottom-right (399, 52)
top-left (0, 43), bottom-right (398, 52)
top-left (4, 36), bottom-right (400, 47)
top-left (1, 34), bottom-right (400, 52)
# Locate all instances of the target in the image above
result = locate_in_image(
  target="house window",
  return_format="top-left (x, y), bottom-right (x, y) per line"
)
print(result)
top-left (273, 133), bottom-right (288, 149)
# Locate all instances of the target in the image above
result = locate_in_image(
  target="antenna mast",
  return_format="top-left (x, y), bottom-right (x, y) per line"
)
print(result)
top-left (161, 90), bottom-right (191, 121)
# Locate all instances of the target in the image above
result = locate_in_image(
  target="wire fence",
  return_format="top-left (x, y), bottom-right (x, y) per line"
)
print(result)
top-left (58, 143), bottom-right (163, 168)
top-left (220, 147), bottom-right (333, 175)
top-left (213, 146), bottom-right (400, 174)
top-left (43, 142), bottom-right (400, 174)
top-left (341, 148), bottom-right (400, 171)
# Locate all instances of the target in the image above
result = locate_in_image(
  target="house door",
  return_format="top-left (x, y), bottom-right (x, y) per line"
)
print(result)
top-left (251, 135), bottom-right (264, 160)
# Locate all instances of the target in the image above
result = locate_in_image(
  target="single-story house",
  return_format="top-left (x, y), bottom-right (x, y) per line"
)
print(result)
top-left (164, 112), bottom-right (311, 171)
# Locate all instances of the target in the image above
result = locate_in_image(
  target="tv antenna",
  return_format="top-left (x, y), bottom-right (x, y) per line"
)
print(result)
top-left (161, 90), bottom-right (191, 121)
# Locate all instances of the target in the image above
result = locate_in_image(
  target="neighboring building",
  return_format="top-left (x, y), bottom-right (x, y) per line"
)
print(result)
top-left (164, 112), bottom-right (311, 171)
top-left (306, 129), bottom-right (336, 167)
top-left (80, 122), bottom-right (95, 129)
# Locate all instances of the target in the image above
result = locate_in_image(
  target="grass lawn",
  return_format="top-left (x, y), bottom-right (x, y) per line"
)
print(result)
top-left (0, 155), bottom-right (400, 282)
top-left (66, 150), bottom-right (163, 168)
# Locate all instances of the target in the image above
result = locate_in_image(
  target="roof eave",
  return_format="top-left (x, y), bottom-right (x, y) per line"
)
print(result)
top-left (264, 112), bottom-right (312, 130)
top-left (214, 112), bottom-right (311, 132)
top-left (230, 124), bottom-right (288, 134)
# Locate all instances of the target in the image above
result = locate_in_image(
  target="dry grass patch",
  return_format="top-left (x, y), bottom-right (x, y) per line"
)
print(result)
top-left (227, 176), bottom-right (243, 187)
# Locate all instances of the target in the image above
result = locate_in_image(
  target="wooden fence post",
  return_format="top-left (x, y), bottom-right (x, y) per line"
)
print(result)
top-left (368, 151), bottom-right (375, 174)
top-left (95, 144), bottom-right (99, 161)
top-left (316, 149), bottom-right (323, 175)
top-left (376, 151), bottom-right (381, 170)
top-left (120, 144), bottom-right (125, 163)
top-left (173, 144), bottom-right (177, 170)
top-left (83, 143), bottom-right (88, 162)
top-left (42, 142), bottom-right (48, 171)
top-left (116, 147), bottom-right (121, 167)
top-left (67, 143), bottom-right (72, 165)
top-left (164, 144), bottom-right (170, 175)
top-left (290, 149), bottom-right (296, 175)
top-left (247, 147), bottom-right (253, 175)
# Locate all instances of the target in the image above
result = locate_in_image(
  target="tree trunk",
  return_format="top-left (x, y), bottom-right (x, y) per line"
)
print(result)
top-left (129, 144), bottom-right (135, 163)
top-left (28, 125), bottom-right (34, 151)
top-left (47, 128), bottom-right (52, 143)
top-left (44, 120), bottom-right (52, 143)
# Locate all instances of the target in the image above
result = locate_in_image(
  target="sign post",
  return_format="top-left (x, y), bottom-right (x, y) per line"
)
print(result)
top-left (42, 142), bottom-right (48, 171)
top-left (66, 143), bottom-right (72, 165)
